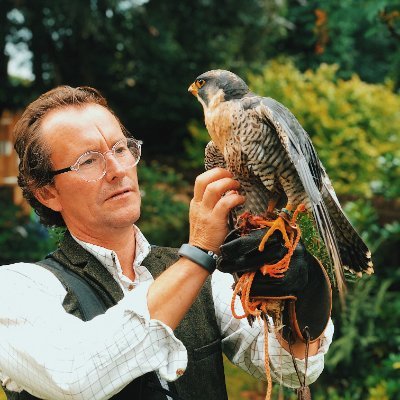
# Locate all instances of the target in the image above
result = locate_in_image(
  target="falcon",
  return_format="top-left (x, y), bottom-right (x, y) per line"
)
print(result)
top-left (188, 69), bottom-right (373, 294)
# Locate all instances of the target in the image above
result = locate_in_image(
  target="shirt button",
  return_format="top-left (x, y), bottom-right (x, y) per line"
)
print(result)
top-left (176, 369), bottom-right (185, 377)
top-left (128, 284), bottom-right (134, 291)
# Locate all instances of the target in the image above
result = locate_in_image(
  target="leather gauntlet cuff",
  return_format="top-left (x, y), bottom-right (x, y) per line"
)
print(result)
top-left (281, 254), bottom-right (332, 343)
top-left (218, 227), bottom-right (332, 343)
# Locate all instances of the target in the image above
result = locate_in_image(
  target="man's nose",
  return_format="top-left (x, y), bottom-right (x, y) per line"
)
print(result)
top-left (104, 152), bottom-right (126, 181)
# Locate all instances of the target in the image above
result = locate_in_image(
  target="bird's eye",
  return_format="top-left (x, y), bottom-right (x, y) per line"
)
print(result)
top-left (195, 79), bottom-right (206, 89)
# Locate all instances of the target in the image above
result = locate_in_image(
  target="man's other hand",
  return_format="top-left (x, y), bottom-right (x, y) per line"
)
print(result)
top-left (189, 168), bottom-right (245, 253)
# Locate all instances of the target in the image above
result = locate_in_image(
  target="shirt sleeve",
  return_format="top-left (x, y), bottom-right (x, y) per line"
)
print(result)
top-left (0, 263), bottom-right (187, 400)
top-left (211, 270), bottom-right (334, 388)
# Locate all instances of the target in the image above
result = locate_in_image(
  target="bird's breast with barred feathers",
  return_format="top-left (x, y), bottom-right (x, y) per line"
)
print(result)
top-left (204, 99), bottom-right (308, 213)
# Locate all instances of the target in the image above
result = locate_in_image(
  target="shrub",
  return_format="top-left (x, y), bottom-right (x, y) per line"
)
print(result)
top-left (0, 199), bottom-right (60, 265)
top-left (311, 200), bottom-right (400, 399)
top-left (137, 160), bottom-right (190, 247)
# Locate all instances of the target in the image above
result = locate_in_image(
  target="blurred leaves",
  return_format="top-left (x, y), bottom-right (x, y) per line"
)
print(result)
top-left (183, 119), bottom-right (210, 170)
top-left (0, 196), bottom-right (60, 264)
top-left (313, 267), bottom-right (400, 399)
top-left (281, 0), bottom-right (400, 88)
top-left (310, 199), bottom-right (400, 399)
top-left (136, 160), bottom-right (190, 247)
top-left (4, 0), bottom-right (400, 156)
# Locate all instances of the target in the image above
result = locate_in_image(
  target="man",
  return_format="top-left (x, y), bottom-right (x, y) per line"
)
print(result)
top-left (0, 86), bottom-right (333, 399)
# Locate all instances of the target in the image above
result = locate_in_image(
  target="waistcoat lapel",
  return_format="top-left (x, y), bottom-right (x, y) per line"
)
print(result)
top-left (142, 245), bottom-right (179, 278)
top-left (51, 231), bottom-right (124, 308)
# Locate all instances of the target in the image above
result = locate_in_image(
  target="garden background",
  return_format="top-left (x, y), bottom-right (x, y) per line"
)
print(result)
top-left (0, 1), bottom-right (399, 399)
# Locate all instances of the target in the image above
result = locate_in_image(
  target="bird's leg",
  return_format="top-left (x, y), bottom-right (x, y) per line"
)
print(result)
top-left (236, 211), bottom-right (270, 233)
top-left (258, 203), bottom-right (306, 278)
top-left (236, 196), bottom-right (281, 234)
top-left (259, 204), bottom-right (294, 252)
top-left (266, 194), bottom-right (280, 219)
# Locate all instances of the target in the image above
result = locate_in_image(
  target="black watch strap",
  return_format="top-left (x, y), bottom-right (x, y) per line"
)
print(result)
top-left (178, 244), bottom-right (218, 274)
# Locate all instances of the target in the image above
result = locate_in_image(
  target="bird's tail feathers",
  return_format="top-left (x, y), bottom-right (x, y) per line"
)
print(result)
top-left (311, 201), bottom-right (347, 301)
top-left (321, 184), bottom-right (374, 277)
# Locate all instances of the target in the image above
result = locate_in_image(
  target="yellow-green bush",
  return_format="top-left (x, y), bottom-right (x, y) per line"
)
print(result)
top-left (248, 60), bottom-right (400, 198)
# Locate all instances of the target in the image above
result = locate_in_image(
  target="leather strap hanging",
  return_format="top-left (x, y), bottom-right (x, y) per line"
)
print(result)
top-left (288, 328), bottom-right (312, 400)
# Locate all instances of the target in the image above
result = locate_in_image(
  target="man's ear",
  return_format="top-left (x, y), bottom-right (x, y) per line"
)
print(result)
top-left (34, 184), bottom-right (63, 212)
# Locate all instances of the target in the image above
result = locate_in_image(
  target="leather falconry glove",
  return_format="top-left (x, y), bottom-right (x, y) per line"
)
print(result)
top-left (218, 227), bottom-right (332, 343)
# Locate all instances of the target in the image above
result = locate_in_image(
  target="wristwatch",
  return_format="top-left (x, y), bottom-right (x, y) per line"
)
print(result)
top-left (178, 243), bottom-right (219, 274)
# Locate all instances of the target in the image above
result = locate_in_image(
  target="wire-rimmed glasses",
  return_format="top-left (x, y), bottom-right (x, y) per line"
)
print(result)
top-left (50, 137), bottom-right (142, 182)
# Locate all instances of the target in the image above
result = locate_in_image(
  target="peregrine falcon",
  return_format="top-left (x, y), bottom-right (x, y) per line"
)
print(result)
top-left (188, 69), bottom-right (373, 294)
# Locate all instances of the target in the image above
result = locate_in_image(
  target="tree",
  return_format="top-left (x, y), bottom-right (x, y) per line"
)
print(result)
top-left (3, 0), bottom-right (289, 156)
top-left (278, 0), bottom-right (400, 88)
top-left (0, 0), bottom-right (18, 112)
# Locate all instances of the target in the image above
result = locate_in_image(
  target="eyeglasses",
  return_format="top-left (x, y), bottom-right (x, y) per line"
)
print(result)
top-left (50, 138), bottom-right (142, 182)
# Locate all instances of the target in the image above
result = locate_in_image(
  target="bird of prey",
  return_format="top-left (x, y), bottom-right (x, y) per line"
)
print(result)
top-left (188, 69), bottom-right (373, 295)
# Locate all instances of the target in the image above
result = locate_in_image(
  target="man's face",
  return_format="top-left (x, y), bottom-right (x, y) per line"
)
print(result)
top-left (39, 104), bottom-right (141, 241)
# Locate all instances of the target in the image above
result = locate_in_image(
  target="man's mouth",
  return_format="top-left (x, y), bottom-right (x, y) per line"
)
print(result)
top-left (106, 188), bottom-right (132, 201)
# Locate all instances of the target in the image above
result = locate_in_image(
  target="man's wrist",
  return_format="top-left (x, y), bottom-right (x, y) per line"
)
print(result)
top-left (178, 244), bottom-right (218, 274)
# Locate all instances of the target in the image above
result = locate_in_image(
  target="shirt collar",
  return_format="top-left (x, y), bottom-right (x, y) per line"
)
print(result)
top-left (71, 225), bottom-right (152, 289)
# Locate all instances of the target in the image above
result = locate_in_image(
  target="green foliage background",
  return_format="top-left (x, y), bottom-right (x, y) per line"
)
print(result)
top-left (1, 1), bottom-right (400, 399)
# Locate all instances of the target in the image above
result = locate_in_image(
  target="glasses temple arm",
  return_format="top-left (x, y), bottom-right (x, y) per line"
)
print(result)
top-left (50, 166), bottom-right (73, 177)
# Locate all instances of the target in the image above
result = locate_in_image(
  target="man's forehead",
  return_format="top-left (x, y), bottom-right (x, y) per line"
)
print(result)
top-left (41, 104), bottom-right (115, 130)
top-left (40, 103), bottom-right (121, 144)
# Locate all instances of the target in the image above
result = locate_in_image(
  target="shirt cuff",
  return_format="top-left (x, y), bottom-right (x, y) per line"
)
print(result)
top-left (267, 318), bottom-right (334, 388)
top-left (116, 280), bottom-right (188, 381)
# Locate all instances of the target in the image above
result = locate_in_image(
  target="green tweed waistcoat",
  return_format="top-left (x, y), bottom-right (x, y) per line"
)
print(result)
top-left (3, 231), bottom-right (227, 400)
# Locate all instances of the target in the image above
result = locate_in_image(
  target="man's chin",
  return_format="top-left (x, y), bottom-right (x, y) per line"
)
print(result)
top-left (110, 208), bottom-right (140, 228)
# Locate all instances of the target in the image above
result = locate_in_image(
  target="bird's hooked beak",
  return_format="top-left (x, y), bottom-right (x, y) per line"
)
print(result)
top-left (188, 82), bottom-right (198, 96)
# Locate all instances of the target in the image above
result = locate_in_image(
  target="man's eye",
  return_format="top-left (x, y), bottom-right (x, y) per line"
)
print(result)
top-left (114, 145), bottom-right (129, 156)
top-left (82, 159), bottom-right (94, 165)
top-left (79, 155), bottom-right (99, 168)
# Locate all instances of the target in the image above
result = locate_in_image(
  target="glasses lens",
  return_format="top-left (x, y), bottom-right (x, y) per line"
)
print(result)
top-left (72, 138), bottom-right (142, 182)
top-left (76, 152), bottom-right (106, 181)
top-left (113, 138), bottom-right (141, 167)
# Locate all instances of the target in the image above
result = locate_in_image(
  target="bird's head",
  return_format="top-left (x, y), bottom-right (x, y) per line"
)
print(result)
top-left (188, 70), bottom-right (249, 110)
